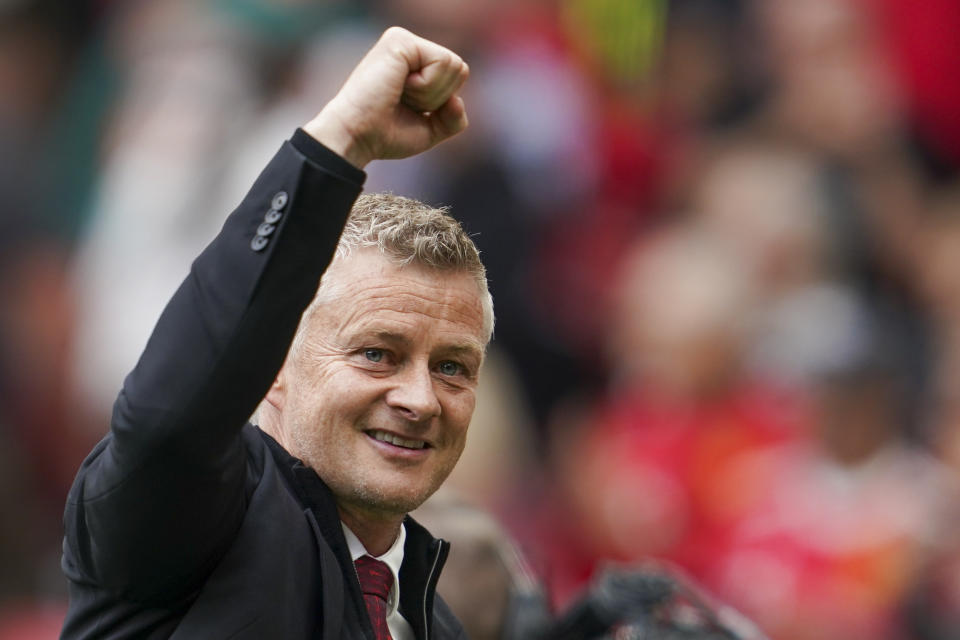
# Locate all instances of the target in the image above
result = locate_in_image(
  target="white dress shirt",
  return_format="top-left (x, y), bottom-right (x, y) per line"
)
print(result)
top-left (342, 523), bottom-right (416, 640)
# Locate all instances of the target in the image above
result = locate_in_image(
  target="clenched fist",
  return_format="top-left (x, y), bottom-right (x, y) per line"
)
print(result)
top-left (304, 27), bottom-right (470, 168)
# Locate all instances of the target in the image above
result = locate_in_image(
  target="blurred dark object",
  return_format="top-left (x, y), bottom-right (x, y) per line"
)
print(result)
top-left (904, 529), bottom-right (960, 640)
top-left (0, 0), bottom-right (95, 131)
top-left (532, 564), bottom-right (767, 640)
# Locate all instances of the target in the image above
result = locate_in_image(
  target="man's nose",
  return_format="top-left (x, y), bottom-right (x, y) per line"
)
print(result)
top-left (386, 363), bottom-right (441, 422)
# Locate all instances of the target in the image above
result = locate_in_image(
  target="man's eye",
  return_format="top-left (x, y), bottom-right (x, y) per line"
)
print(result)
top-left (437, 361), bottom-right (463, 376)
top-left (364, 349), bottom-right (385, 363)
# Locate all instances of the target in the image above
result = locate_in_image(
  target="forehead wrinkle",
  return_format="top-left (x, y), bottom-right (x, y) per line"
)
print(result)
top-left (339, 283), bottom-right (481, 330)
top-left (302, 253), bottom-right (488, 355)
top-left (305, 297), bottom-right (481, 359)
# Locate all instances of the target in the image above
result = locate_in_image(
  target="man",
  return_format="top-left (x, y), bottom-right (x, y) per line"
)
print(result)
top-left (60, 27), bottom-right (483, 639)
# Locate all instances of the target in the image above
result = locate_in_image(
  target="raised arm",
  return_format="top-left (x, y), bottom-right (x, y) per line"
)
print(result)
top-left (62, 27), bottom-right (469, 601)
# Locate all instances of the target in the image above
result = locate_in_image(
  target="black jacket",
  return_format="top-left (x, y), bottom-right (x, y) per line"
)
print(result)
top-left (60, 131), bottom-right (467, 640)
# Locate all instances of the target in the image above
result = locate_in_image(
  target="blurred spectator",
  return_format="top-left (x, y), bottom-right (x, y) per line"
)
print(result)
top-left (522, 227), bottom-right (808, 608)
top-left (0, 2), bottom-right (105, 629)
top-left (69, 0), bottom-right (276, 420)
top-left (756, 0), bottom-right (905, 161)
top-left (414, 490), bottom-right (543, 640)
top-left (713, 288), bottom-right (955, 640)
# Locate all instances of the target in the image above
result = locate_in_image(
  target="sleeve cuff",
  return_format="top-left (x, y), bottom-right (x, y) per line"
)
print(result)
top-left (291, 128), bottom-right (367, 187)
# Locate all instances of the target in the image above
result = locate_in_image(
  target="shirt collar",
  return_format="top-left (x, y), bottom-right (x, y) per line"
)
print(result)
top-left (341, 522), bottom-right (407, 618)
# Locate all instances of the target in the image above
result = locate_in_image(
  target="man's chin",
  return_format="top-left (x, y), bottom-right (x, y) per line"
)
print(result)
top-left (364, 485), bottom-right (436, 516)
top-left (337, 476), bottom-right (441, 517)
top-left (317, 457), bottom-right (454, 517)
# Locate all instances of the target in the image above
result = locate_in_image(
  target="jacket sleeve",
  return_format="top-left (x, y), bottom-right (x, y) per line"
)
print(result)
top-left (62, 131), bottom-right (365, 601)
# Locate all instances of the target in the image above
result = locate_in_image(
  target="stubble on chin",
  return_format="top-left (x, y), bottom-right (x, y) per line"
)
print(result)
top-left (287, 413), bottom-right (464, 517)
top-left (328, 446), bottom-right (460, 518)
top-left (326, 454), bottom-right (456, 517)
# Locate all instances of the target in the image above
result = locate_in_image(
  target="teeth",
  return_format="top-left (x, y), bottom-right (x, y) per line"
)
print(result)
top-left (369, 430), bottom-right (426, 450)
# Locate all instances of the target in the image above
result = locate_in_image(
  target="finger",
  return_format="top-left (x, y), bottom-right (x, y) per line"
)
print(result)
top-left (403, 65), bottom-right (466, 112)
top-left (427, 95), bottom-right (469, 142)
top-left (405, 53), bottom-right (468, 91)
top-left (408, 56), bottom-right (468, 93)
top-left (378, 26), bottom-right (455, 77)
top-left (403, 59), bottom-right (469, 113)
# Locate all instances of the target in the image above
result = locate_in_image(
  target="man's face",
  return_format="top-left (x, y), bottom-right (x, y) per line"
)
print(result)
top-left (278, 249), bottom-right (486, 518)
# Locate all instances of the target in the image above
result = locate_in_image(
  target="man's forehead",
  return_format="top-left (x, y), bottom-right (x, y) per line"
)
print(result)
top-left (324, 248), bottom-right (467, 287)
top-left (323, 252), bottom-right (479, 303)
top-left (311, 250), bottom-right (487, 340)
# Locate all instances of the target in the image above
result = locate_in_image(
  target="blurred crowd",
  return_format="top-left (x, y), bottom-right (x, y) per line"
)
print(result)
top-left (2, 0), bottom-right (960, 638)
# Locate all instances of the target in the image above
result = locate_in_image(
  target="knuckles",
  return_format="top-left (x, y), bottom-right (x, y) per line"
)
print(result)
top-left (382, 25), bottom-right (414, 42)
top-left (377, 25), bottom-right (467, 80)
top-left (378, 26), bottom-right (415, 55)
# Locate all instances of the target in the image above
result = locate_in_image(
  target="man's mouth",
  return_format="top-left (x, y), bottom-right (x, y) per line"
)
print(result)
top-left (366, 429), bottom-right (429, 450)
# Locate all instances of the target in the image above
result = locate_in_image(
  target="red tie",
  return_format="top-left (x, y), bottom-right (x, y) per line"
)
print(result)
top-left (355, 555), bottom-right (395, 640)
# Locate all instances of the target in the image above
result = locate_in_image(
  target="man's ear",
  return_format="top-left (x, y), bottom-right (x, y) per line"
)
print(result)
top-left (257, 368), bottom-right (289, 445)
top-left (264, 369), bottom-right (286, 411)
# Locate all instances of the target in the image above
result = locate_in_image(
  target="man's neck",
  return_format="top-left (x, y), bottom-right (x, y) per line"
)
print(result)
top-left (337, 504), bottom-right (405, 557)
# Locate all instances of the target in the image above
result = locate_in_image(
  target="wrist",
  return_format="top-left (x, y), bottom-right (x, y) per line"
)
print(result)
top-left (302, 107), bottom-right (374, 169)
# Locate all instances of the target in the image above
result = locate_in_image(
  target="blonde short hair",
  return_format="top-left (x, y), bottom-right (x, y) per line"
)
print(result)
top-left (305, 193), bottom-right (494, 344)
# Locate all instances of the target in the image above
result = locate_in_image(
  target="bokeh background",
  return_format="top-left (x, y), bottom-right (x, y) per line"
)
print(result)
top-left (2, 0), bottom-right (960, 638)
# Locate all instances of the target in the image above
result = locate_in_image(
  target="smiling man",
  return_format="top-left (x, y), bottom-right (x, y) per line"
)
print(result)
top-left (60, 27), bottom-right (483, 640)
top-left (258, 194), bottom-right (493, 562)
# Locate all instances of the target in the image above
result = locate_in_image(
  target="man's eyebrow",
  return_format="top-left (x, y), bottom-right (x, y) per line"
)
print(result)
top-left (370, 330), bottom-right (411, 346)
top-left (368, 331), bottom-right (484, 359)
top-left (440, 343), bottom-right (484, 360)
